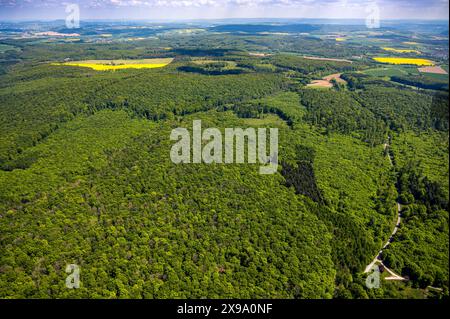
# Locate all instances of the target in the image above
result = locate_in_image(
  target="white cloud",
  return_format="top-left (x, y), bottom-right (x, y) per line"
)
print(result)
top-left (0, 0), bottom-right (448, 20)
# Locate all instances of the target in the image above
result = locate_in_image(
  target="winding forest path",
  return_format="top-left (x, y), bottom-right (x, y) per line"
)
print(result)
top-left (363, 139), bottom-right (407, 281)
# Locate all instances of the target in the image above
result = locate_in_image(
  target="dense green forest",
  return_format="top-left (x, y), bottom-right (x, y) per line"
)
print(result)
top-left (0, 22), bottom-right (448, 299)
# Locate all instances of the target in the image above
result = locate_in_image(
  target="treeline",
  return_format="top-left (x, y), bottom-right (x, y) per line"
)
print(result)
top-left (278, 131), bottom-right (397, 298)
top-left (229, 92), bottom-right (305, 128)
top-left (177, 64), bottom-right (245, 75)
top-left (304, 198), bottom-right (379, 298)
top-left (396, 161), bottom-right (448, 211)
top-left (382, 161), bottom-right (449, 290)
top-left (0, 111), bottom-right (337, 298)
top-left (87, 72), bottom-right (286, 120)
top-left (231, 101), bottom-right (294, 127)
top-left (340, 72), bottom-right (368, 90)
top-left (391, 75), bottom-right (449, 91)
top-left (299, 89), bottom-right (386, 146)
top-left (430, 93), bottom-right (450, 131)
top-left (268, 55), bottom-right (357, 76)
top-left (0, 67), bottom-right (286, 169)
top-left (2, 40), bottom-right (176, 63)
top-left (281, 145), bottom-right (324, 203)
top-left (235, 61), bottom-right (278, 73)
top-left (354, 87), bottom-right (448, 132)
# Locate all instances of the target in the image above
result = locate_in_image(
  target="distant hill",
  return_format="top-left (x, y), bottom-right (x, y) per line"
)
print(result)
top-left (209, 24), bottom-right (318, 34)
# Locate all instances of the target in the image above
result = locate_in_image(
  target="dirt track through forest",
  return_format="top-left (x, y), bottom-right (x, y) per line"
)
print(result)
top-left (363, 140), bottom-right (406, 281)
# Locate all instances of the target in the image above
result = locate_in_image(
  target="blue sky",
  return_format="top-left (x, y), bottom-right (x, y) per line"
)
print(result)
top-left (0, 0), bottom-right (449, 21)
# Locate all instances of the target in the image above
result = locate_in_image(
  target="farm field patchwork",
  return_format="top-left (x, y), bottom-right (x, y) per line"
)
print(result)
top-left (0, 15), bottom-right (448, 301)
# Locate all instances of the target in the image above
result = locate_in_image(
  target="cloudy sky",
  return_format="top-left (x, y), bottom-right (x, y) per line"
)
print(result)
top-left (0, 0), bottom-right (449, 21)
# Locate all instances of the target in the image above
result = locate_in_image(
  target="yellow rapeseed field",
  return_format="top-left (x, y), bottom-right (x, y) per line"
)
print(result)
top-left (53, 58), bottom-right (174, 71)
top-left (381, 47), bottom-right (421, 54)
top-left (373, 57), bottom-right (434, 66)
top-left (335, 37), bottom-right (346, 42)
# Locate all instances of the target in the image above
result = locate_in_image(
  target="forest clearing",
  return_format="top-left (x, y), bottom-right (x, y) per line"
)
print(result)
top-left (418, 66), bottom-right (448, 74)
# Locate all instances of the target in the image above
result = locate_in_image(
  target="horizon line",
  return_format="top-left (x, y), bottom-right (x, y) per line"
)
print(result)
top-left (1, 17), bottom-right (449, 23)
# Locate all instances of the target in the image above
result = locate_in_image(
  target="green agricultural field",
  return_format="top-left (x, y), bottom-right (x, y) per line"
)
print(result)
top-left (0, 44), bottom-right (20, 53)
top-left (241, 114), bottom-right (288, 127)
top-left (422, 72), bottom-right (449, 82)
top-left (192, 59), bottom-right (237, 68)
top-left (362, 66), bottom-right (419, 77)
